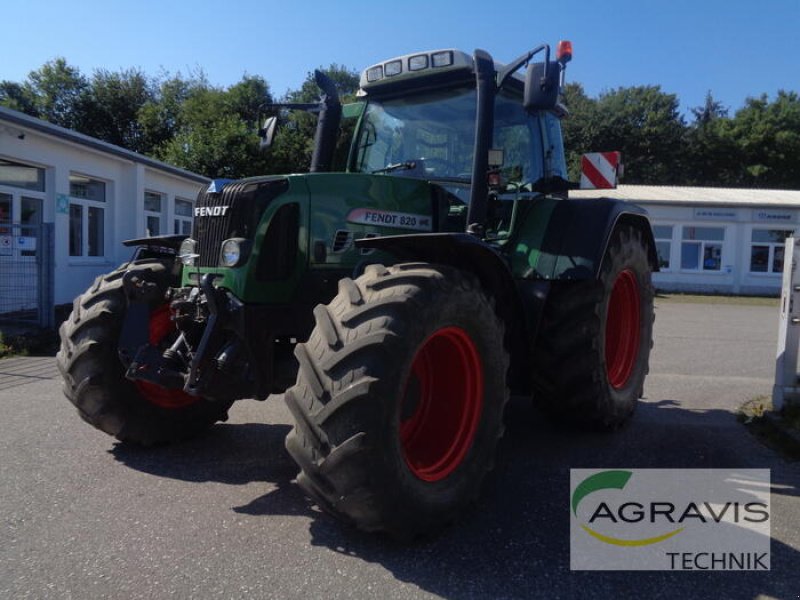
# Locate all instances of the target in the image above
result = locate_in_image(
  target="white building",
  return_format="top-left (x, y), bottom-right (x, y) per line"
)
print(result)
top-left (0, 106), bottom-right (208, 320)
top-left (572, 185), bottom-right (800, 295)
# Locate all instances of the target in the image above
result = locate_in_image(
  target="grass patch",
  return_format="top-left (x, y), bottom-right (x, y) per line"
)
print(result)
top-left (656, 293), bottom-right (778, 307)
top-left (738, 395), bottom-right (771, 423)
top-left (739, 395), bottom-right (800, 461)
top-left (0, 329), bottom-right (59, 359)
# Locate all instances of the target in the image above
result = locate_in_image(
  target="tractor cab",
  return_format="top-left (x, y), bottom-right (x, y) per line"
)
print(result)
top-left (348, 51), bottom-right (570, 237)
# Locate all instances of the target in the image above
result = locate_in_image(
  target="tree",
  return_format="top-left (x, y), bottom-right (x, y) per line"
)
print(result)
top-left (267, 64), bottom-right (360, 174)
top-left (0, 81), bottom-right (38, 115)
top-left (691, 91), bottom-right (728, 125)
top-left (560, 82), bottom-right (598, 180)
top-left (590, 86), bottom-right (687, 184)
top-left (725, 91), bottom-right (800, 188)
top-left (226, 75), bottom-right (273, 128)
top-left (138, 73), bottom-right (201, 155)
top-left (685, 91), bottom-right (737, 186)
top-left (155, 75), bottom-right (273, 178)
top-left (561, 84), bottom-right (689, 184)
top-left (81, 68), bottom-right (155, 153)
top-left (23, 58), bottom-right (90, 130)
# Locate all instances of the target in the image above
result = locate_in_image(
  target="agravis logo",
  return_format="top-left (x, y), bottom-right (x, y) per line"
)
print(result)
top-left (569, 469), bottom-right (771, 571)
top-left (571, 470), bottom-right (685, 546)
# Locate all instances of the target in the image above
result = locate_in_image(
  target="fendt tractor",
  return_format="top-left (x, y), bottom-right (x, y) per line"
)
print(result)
top-left (57, 41), bottom-right (657, 539)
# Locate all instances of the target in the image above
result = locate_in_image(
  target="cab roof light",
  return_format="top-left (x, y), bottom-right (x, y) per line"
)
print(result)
top-left (384, 60), bottom-right (402, 77)
top-left (431, 51), bottom-right (454, 68)
top-left (557, 40), bottom-right (573, 63)
top-left (366, 65), bottom-right (384, 82)
top-left (408, 54), bottom-right (428, 71)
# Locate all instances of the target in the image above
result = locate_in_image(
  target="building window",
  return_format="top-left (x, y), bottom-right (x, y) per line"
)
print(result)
top-left (144, 191), bottom-right (163, 237)
top-left (0, 158), bottom-right (45, 191)
top-left (681, 226), bottom-right (724, 271)
top-left (69, 174), bottom-right (106, 257)
top-left (174, 197), bottom-right (193, 235)
top-left (750, 229), bottom-right (793, 274)
top-left (652, 224), bottom-right (673, 270)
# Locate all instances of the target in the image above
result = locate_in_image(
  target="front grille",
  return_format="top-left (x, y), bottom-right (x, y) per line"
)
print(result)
top-left (192, 178), bottom-right (288, 267)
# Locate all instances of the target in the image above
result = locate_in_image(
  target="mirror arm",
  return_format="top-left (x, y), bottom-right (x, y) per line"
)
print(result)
top-left (496, 44), bottom-right (549, 89)
top-left (261, 102), bottom-right (320, 114)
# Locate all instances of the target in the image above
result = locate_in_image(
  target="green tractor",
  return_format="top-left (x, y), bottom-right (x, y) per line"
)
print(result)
top-left (57, 41), bottom-right (656, 539)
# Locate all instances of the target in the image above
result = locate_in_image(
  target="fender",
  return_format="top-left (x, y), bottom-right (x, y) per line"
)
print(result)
top-left (355, 233), bottom-right (519, 319)
top-left (122, 233), bottom-right (187, 264)
top-left (518, 197), bottom-right (658, 280)
top-left (355, 232), bottom-right (537, 393)
top-left (122, 233), bottom-right (186, 251)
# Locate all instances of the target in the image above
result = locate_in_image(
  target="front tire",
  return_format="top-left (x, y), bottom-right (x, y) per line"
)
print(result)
top-left (532, 223), bottom-right (654, 429)
top-left (56, 259), bottom-right (232, 445)
top-left (284, 263), bottom-right (509, 539)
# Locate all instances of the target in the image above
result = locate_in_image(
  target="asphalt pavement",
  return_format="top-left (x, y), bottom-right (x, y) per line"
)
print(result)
top-left (1, 298), bottom-right (798, 600)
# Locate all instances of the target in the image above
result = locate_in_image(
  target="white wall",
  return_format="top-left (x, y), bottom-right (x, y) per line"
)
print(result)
top-left (0, 124), bottom-right (205, 305)
top-left (644, 203), bottom-right (798, 295)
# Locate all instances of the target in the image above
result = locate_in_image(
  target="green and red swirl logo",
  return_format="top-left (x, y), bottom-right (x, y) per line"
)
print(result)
top-left (572, 470), bottom-right (685, 546)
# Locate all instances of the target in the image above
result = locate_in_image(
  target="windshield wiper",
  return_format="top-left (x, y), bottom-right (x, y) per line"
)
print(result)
top-left (372, 161), bottom-right (417, 174)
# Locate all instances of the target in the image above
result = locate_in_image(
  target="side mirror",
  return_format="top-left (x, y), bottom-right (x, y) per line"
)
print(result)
top-left (523, 61), bottom-right (560, 112)
top-left (258, 116), bottom-right (278, 150)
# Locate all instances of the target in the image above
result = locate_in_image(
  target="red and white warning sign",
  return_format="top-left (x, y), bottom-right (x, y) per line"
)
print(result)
top-left (580, 152), bottom-right (622, 190)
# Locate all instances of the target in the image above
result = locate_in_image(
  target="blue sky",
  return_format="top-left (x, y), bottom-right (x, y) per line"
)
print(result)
top-left (3, 0), bottom-right (798, 116)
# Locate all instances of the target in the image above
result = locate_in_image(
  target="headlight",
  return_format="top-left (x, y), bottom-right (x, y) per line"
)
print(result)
top-left (178, 238), bottom-right (198, 266)
top-left (219, 238), bottom-right (250, 267)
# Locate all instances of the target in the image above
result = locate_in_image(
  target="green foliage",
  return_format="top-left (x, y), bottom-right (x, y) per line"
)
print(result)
top-left (562, 84), bottom-right (686, 184)
top-left (725, 91), bottom-right (800, 188)
top-left (0, 81), bottom-right (38, 114)
top-left (2, 56), bottom-right (798, 188)
top-left (0, 58), bottom-right (90, 129)
top-left (156, 84), bottom-right (270, 178)
top-left (137, 74), bottom-right (199, 154)
top-left (561, 83), bottom-right (599, 179)
top-left (0, 329), bottom-right (59, 358)
top-left (82, 68), bottom-right (155, 153)
top-left (267, 64), bottom-right (360, 174)
top-left (595, 86), bottom-right (686, 184)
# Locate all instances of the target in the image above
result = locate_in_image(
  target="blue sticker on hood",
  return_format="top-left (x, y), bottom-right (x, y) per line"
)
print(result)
top-left (207, 179), bottom-right (234, 193)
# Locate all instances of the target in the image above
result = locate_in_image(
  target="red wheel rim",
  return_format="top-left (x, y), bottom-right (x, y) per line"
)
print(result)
top-left (399, 327), bottom-right (483, 482)
top-left (605, 270), bottom-right (641, 389)
top-left (134, 304), bottom-right (198, 409)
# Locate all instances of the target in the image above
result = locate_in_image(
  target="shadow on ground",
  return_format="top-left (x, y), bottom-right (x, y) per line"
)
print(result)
top-left (110, 422), bottom-right (295, 486)
top-left (108, 398), bottom-right (799, 599)
top-left (303, 398), bottom-right (799, 599)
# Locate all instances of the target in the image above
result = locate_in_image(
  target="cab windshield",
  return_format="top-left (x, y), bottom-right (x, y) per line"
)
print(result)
top-left (352, 87), bottom-right (546, 187)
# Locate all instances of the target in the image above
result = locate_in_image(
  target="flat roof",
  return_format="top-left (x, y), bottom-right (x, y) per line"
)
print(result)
top-left (570, 185), bottom-right (800, 208)
top-left (0, 106), bottom-right (209, 184)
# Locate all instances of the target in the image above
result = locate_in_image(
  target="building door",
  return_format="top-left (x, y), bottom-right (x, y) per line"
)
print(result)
top-left (0, 193), bottom-right (42, 259)
top-left (19, 196), bottom-right (42, 259)
top-left (0, 192), bottom-right (51, 326)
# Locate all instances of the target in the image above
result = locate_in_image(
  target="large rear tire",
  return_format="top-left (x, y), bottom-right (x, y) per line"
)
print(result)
top-left (531, 223), bottom-right (654, 429)
top-left (56, 259), bottom-right (233, 445)
top-left (284, 263), bottom-right (509, 539)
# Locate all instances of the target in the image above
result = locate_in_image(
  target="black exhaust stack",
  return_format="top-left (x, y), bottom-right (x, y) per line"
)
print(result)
top-left (309, 70), bottom-right (342, 173)
top-left (466, 50), bottom-right (496, 236)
